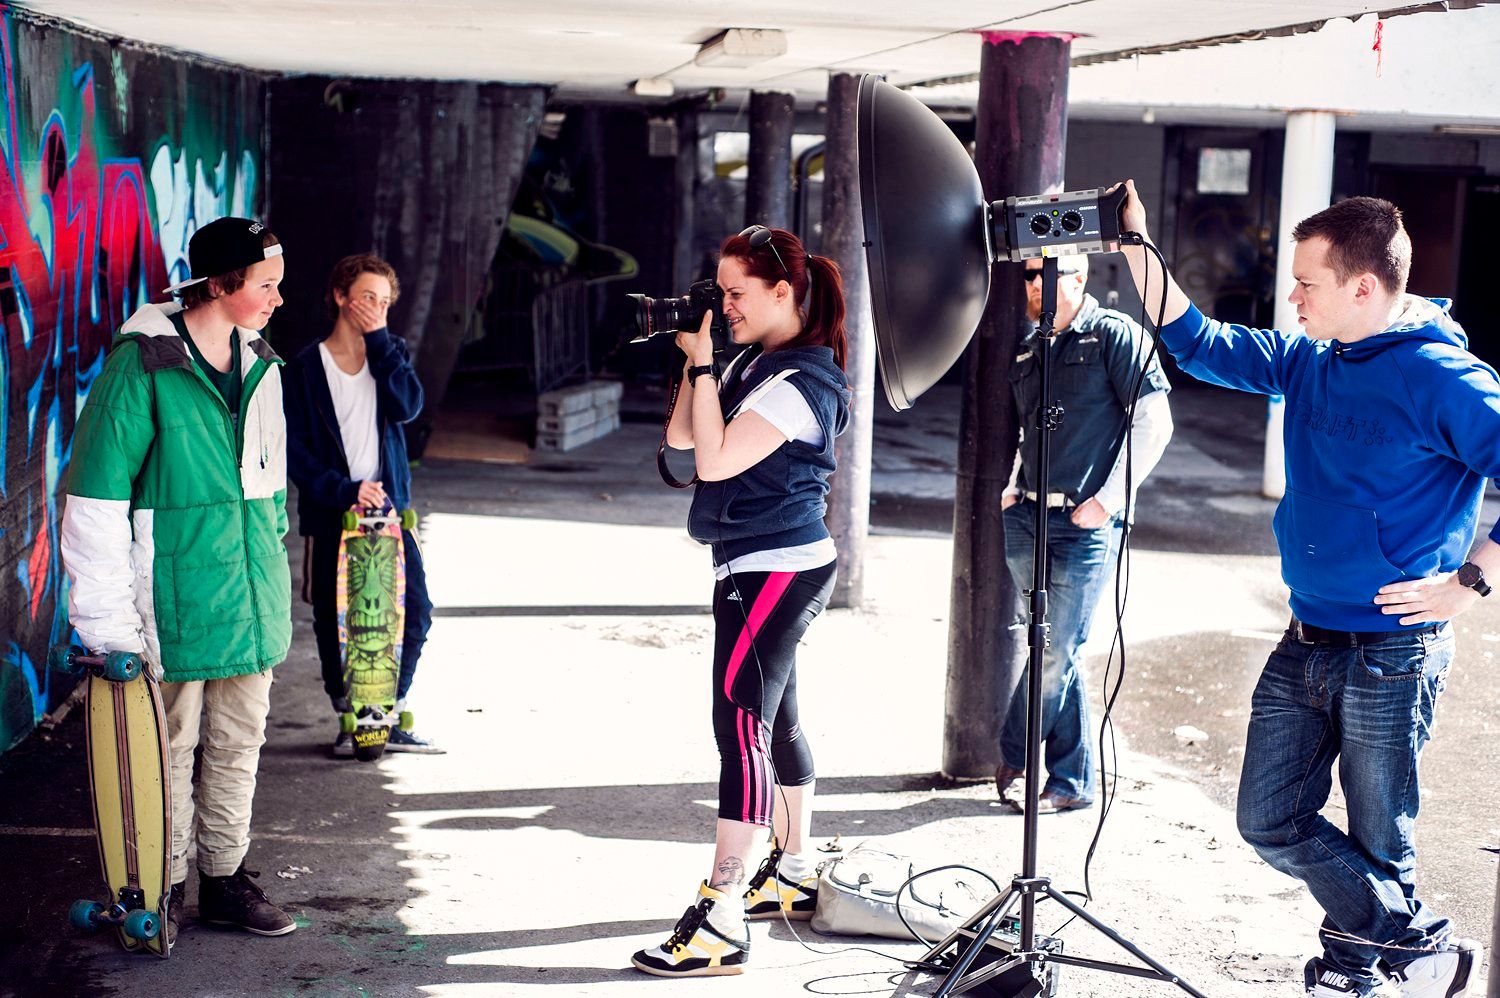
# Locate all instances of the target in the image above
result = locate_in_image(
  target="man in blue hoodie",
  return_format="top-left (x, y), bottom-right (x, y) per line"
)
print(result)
top-left (1115, 184), bottom-right (1490, 998)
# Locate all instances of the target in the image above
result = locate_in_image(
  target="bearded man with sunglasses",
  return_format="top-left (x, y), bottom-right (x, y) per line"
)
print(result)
top-left (995, 253), bottom-right (1174, 814)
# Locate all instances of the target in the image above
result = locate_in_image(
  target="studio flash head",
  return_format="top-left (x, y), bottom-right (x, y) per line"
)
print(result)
top-left (856, 74), bottom-right (1128, 410)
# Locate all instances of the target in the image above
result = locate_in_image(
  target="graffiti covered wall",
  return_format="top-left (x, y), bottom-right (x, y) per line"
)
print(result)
top-left (0, 11), bottom-right (264, 752)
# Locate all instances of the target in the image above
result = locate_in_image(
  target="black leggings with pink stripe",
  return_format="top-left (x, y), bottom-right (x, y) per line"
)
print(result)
top-left (710, 561), bottom-right (837, 826)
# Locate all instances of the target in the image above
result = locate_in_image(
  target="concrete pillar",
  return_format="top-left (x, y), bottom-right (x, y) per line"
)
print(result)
top-left (944, 33), bottom-right (1070, 779)
top-left (1264, 110), bottom-right (1335, 499)
top-left (673, 104), bottom-right (700, 292)
top-left (822, 73), bottom-right (874, 609)
top-left (745, 91), bottom-right (795, 230)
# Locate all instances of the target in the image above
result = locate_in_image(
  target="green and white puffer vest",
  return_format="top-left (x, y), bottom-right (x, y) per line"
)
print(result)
top-left (59, 302), bottom-right (292, 682)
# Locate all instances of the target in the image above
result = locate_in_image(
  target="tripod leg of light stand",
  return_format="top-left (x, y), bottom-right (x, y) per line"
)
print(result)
top-left (914, 886), bottom-right (1019, 971)
top-left (931, 887), bottom-right (1030, 998)
top-left (1036, 883), bottom-right (1210, 998)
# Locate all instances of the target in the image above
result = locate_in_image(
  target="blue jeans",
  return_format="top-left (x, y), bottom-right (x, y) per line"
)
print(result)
top-left (999, 501), bottom-right (1123, 801)
top-left (1237, 624), bottom-right (1454, 993)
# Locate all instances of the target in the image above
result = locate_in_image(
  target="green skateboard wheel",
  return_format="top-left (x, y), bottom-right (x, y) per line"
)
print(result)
top-left (50, 644), bottom-right (86, 676)
top-left (70, 899), bottom-right (104, 931)
top-left (102, 651), bottom-right (143, 682)
top-left (339, 711), bottom-right (357, 734)
top-left (398, 710), bottom-right (414, 732)
top-left (123, 907), bottom-right (159, 941)
top-left (342, 510), bottom-right (359, 531)
top-left (400, 509), bottom-right (417, 531)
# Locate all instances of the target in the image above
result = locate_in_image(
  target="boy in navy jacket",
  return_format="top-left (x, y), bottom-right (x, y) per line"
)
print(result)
top-left (283, 253), bottom-right (440, 754)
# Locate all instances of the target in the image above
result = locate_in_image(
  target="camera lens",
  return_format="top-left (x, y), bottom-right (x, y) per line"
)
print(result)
top-left (627, 293), bottom-right (692, 341)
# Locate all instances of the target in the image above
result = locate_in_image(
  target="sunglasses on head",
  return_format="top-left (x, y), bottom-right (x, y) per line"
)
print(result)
top-left (740, 225), bottom-right (791, 282)
top-left (1022, 267), bottom-right (1083, 284)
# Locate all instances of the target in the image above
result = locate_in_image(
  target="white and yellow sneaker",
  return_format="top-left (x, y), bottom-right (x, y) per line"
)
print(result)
top-left (744, 847), bottom-right (818, 921)
top-left (631, 882), bottom-right (750, 977)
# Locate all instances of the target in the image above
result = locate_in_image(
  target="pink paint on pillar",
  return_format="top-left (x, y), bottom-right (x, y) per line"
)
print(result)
top-left (979, 31), bottom-right (1081, 45)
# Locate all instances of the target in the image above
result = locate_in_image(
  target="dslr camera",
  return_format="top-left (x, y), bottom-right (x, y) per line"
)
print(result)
top-left (626, 279), bottom-right (731, 354)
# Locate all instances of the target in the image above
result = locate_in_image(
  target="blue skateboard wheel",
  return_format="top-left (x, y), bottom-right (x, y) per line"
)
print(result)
top-left (102, 651), bottom-right (144, 682)
top-left (123, 907), bottom-right (160, 941)
top-left (70, 899), bottom-right (104, 931)
top-left (50, 645), bottom-right (87, 676)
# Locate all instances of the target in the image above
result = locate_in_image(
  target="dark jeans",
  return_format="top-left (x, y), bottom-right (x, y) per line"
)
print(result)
top-left (309, 528), bottom-right (433, 705)
top-left (1000, 500), bottom-right (1123, 801)
top-left (1236, 623), bottom-right (1455, 993)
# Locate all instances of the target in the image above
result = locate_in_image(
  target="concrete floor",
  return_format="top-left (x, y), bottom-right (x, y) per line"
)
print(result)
top-left (0, 379), bottom-right (1494, 997)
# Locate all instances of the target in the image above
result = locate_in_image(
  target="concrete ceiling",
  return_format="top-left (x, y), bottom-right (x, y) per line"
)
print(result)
top-left (13, 0), bottom-right (1497, 106)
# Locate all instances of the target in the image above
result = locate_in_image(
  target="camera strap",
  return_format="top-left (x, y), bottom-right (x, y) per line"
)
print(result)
top-left (655, 344), bottom-right (757, 489)
top-left (657, 367), bottom-right (698, 489)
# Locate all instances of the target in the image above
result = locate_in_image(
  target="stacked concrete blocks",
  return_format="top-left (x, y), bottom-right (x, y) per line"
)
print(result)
top-left (536, 380), bottom-right (623, 452)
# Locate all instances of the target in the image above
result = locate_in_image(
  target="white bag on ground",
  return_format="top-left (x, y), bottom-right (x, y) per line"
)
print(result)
top-left (810, 842), bottom-right (993, 942)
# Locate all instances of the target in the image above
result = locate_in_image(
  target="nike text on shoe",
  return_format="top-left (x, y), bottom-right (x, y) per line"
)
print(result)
top-left (1389, 939), bottom-right (1483, 998)
top-left (1304, 958), bottom-right (1363, 997)
top-left (631, 883), bottom-right (749, 977)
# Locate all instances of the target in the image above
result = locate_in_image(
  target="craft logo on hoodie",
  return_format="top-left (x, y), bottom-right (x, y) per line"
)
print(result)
top-left (1292, 402), bottom-right (1393, 447)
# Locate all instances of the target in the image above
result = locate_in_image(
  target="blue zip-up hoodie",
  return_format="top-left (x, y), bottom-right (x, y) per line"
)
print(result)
top-left (1160, 297), bottom-right (1500, 630)
top-left (283, 329), bottom-right (424, 535)
top-left (687, 345), bottom-right (852, 564)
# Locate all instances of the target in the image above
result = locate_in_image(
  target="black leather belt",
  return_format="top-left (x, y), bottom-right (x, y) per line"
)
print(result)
top-left (1289, 617), bottom-right (1440, 647)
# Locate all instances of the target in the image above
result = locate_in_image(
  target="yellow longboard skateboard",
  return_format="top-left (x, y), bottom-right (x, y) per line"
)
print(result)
top-left (51, 644), bottom-right (171, 957)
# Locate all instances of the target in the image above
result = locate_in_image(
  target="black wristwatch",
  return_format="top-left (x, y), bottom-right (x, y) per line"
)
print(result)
top-left (687, 364), bottom-right (716, 385)
top-left (1457, 561), bottom-right (1491, 597)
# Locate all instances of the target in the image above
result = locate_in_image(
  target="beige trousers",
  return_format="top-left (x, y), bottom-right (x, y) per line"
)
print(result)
top-left (160, 669), bottom-right (274, 884)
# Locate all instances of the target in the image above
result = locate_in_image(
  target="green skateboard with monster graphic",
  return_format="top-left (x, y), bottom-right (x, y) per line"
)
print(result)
top-left (336, 505), bottom-right (417, 761)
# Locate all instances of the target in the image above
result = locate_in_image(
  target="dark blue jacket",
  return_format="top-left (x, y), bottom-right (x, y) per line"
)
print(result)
top-left (283, 329), bottom-right (423, 536)
top-left (688, 345), bottom-right (852, 563)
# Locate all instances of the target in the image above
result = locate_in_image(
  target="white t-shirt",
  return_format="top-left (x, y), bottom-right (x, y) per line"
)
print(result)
top-left (713, 358), bottom-right (836, 579)
top-left (747, 379), bottom-right (824, 448)
top-left (319, 342), bottom-right (380, 483)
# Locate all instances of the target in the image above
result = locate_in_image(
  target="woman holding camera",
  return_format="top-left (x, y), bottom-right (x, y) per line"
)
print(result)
top-left (630, 227), bottom-right (852, 978)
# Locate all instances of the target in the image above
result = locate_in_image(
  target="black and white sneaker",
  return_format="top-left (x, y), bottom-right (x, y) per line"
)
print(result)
top-left (744, 847), bottom-right (817, 921)
top-left (386, 727), bottom-right (445, 754)
top-left (331, 730), bottom-right (354, 758)
top-left (1389, 939), bottom-right (1483, 998)
top-left (631, 883), bottom-right (749, 977)
top-left (1305, 958), bottom-right (1365, 996)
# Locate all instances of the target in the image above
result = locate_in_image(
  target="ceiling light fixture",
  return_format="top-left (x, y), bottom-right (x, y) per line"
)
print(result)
top-left (694, 28), bottom-right (788, 68)
top-left (633, 77), bottom-right (676, 98)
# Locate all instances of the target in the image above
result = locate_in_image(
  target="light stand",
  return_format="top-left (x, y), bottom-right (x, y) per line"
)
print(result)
top-left (913, 255), bottom-right (1208, 998)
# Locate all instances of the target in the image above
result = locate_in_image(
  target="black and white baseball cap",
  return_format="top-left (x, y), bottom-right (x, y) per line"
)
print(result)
top-left (163, 216), bottom-right (283, 294)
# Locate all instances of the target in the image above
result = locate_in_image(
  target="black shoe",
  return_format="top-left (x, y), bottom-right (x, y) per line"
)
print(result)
top-left (198, 865), bottom-right (296, 936)
top-left (164, 881), bottom-right (186, 951)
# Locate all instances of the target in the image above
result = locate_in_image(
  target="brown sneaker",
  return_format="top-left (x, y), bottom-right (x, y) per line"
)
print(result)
top-left (198, 865), bottom-right (296, 936)
top-left (1018, 790), bottom-right (1093, 814)
top-left (164, 881), bottom-right (186, 951)
top-left (994, 762), bottom-right (1025, 804)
